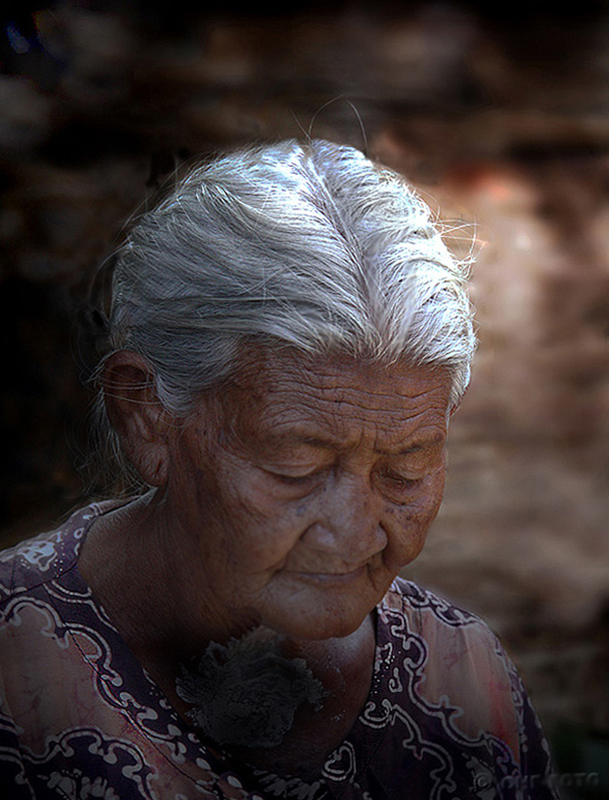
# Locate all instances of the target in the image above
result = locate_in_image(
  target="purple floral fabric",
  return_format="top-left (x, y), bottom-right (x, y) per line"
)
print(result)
top-left (0, 503), bottom-right (559, 799)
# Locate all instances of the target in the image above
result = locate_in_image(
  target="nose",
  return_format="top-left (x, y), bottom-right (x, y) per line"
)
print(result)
top-left (299, 472), bottom-right (388, 565)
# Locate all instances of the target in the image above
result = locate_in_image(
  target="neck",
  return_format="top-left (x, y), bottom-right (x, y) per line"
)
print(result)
top-left (80, 492), bottom-right (254, 660)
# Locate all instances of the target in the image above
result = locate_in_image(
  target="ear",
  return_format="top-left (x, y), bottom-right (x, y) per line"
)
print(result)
top-left (102, 351), bottom-right (172, 487)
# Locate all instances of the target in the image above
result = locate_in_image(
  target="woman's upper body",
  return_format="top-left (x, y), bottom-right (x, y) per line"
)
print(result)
top-left (0, 139), bottom-right (559, 798)
top-left (0, 502), bottom-right (557, 799)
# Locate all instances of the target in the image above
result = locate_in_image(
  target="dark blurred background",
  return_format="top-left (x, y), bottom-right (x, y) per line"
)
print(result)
top-left (1, 1), bottom-right (609, 795)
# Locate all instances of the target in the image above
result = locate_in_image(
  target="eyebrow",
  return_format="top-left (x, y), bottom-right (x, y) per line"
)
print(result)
top-left (268, 431), bottom-right (445, 457)
top-left (374, 436), bottom-right (445, 457)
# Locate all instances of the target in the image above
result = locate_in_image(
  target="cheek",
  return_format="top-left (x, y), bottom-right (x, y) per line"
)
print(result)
top-left (382, 473), bottom-right (446, 568)
top-left (222, 485), bottom-right (308, 570)
top-left (381, 510), bottom-right (429, 572)
top-left (411, 471), bottom-right (446, 528)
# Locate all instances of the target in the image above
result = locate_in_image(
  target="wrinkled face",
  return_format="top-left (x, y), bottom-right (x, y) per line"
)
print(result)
top-left (166, 348), bottom-right (452, 642)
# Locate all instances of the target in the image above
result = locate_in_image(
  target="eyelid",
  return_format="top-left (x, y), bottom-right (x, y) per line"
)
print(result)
top-left (265, 467), bottom-right (329, 485)
top-left (385, 446), bottom-right (445, 474)
top-left (375, 464), bottom-right (428, 490)
top-left (380, 470), bottom-right (420, 485)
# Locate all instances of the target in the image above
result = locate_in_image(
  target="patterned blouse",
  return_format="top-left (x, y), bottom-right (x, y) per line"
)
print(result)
top-left (0, 503), bottom-right (560, 799)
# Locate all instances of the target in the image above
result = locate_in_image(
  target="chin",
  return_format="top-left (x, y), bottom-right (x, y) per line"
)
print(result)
top-left (259, 569), bottom-right (392, 641)
top-left (263, 602), bottom-right (372, 643)
top-left (322, 616), bottom-right (367, 641)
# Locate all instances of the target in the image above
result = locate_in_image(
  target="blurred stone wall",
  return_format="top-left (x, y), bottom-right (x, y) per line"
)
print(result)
top-left (2, 0), bottom-right (609, 759)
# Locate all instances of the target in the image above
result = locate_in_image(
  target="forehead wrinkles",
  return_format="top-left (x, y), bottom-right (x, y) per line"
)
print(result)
top-left (270, 387), bottom-right (447, 447)
top-left (270, 381), bottom-right (439, 421)
top-left (240, 361), bottom-right (449, 446)
top-left (217, 345), bottom-right (451, 440)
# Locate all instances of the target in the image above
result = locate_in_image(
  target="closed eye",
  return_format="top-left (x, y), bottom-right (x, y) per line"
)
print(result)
top-left (266, 468), bottom-right (328, 486)
top-left (377, 470), bottom-right (420, 490)
top-left (274, 473), bottom-right (315, 486)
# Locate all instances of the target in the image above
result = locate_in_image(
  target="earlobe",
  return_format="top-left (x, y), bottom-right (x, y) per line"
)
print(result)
top-left (102, 351), bottom-right (171, 487)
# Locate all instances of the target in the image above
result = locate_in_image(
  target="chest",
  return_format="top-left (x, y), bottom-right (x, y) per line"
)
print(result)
top-left (230, 649), bottom-right (374, 781)
top-left (142, 620), bottom-right (376, 782)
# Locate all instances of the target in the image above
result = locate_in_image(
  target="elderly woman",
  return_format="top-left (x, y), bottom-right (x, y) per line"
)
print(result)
top-left (0, 140), bottom-right (558, 800)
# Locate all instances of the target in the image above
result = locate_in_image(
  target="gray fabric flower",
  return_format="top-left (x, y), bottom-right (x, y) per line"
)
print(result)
top-left (175, 629), bottom-right (326, 748)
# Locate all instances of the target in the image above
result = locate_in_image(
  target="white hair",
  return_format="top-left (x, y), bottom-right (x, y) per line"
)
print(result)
top-left (107, 139), bottom-right (475, 413)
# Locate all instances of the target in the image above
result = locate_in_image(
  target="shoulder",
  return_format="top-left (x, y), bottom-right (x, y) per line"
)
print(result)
top-left (377, 577), bottom-right (523, 746)
top-left (379, 575), bottom-right (514, 682)
top-left (0, 503), bottom-right (111, 698)
top-left (0, 503), bottom-right (109, 603)
top-left (375, 578), bottom-right (559, 795)
top-left (381, 575), bottom-right (501, 642)
top-left (381, 575), bottom-right (518, 685)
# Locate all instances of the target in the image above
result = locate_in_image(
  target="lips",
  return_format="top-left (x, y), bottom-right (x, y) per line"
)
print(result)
top-left (286, 565), bottom-right (367, 583)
